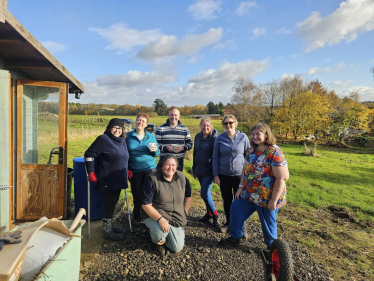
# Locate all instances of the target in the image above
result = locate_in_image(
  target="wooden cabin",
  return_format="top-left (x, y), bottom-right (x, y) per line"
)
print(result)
top-left (0, 4), bottom-right (84, 230)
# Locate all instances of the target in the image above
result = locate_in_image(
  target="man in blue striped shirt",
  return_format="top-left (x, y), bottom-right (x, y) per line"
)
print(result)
top-left (155, 107), bottom-right (193, 171)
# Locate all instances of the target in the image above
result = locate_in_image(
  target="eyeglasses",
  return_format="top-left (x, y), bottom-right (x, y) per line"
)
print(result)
top-left (111, 126), bottom-right (123, 131)
top-left (223, 121), bottom-right (234, 126)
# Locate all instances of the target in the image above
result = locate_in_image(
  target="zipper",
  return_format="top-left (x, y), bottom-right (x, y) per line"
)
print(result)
top-left (171, 182), bottom-right (175, 223)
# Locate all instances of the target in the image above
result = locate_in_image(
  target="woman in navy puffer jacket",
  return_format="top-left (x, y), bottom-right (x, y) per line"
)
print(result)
top-left (84, 118), bottom-right (129, 242)
top-left (192, 117), bottom-right (219, 227)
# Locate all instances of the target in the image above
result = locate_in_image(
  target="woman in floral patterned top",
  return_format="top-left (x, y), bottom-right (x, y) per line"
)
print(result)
top-left (220, 122), bottom-right (289, 248)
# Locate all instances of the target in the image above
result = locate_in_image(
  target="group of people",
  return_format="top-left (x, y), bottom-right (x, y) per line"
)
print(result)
top-left (84, 106), bottom-right (289, 255)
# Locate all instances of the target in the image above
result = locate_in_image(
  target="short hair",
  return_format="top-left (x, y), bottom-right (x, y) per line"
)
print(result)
top-left (199, 117), bottom-right (214, 134)
top-left (221, 114), bottom-right (238, 128)
top-left (136, 112), bottom-right (149, 123)
top-left (159, 154), bottom-right (179, 168)
top-left (250, 122), bottom-right (276, 147)
top-left (168, 106), bottom-right (180, 115)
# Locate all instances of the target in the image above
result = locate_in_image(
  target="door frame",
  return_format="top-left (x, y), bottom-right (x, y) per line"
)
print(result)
top-left (15, 79), bottom-right (68, 220)
top-left (9, 74), bottom-right (14, 228)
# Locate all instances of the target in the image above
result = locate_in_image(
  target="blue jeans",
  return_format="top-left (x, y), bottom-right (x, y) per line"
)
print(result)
top-left (144, 218), bottom-right (185, 253)
top-left (197, 176), bottom-right (216, 213)
top-left (230, 197), bottom-right (278, 247)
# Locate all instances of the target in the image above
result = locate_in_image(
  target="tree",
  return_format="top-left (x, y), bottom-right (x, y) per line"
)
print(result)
top-left (153, 99), bottom-right (167, 115)
top-left (231, 77), bottom-right (264, 127)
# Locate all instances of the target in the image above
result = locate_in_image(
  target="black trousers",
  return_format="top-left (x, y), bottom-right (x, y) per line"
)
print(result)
top-left (157, 156), bottom-right (184, 171)
top-left (129, 168), bottom-right (155, 219)
top-left (219, 174), bottom-right (241, 222)
top-left (101, 190), bottom-right (121, 219)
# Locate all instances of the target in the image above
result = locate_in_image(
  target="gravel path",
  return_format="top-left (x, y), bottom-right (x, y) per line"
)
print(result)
top-left (83, 208), bottom-right (330, 281)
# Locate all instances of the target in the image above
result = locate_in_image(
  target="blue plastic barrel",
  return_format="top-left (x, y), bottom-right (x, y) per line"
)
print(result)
top-left (73, 157), bottom-right (104, 220)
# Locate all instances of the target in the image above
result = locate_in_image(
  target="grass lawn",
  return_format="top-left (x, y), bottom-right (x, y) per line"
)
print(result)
top-left (66, 114), bottom-right (374, 280)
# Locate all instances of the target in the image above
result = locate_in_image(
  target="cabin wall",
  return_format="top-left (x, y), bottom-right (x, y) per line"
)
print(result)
top-left (0, 68), bottom-right (10, 230)
top-left (0, 55), bottom-right (29, 229)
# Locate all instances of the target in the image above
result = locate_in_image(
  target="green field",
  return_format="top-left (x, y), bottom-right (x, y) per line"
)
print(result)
top-left (66, 114), bottom-right (374, 221)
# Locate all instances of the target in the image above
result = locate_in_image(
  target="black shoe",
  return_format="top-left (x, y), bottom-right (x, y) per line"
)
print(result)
top-left (152, 242), bottom-right (166, 256)
top-left (199, 213), bottom-right (212, 223)
top-left (220, 236), bottom-right (241, 247)
top-left (219, 222), bottom-right (230, 233)
top-left (212, 215), bottom-right (219, 227)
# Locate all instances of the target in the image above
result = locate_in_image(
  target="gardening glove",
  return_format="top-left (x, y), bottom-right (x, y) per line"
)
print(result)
top-left (128, 170), bottom-right (133, 179)
top-left (0, 226), bottom-right (22, 250)
top-left (88, 172), bottom-right (97, 182)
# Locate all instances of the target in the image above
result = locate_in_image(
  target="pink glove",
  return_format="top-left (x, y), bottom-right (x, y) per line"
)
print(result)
top-left (88, 172), bottom-right (97, 182)
top-left (128, 170), bottom-right (133, 179)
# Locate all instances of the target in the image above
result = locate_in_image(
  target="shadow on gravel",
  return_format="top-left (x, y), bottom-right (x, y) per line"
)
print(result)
top-left (82, 207), bottom-right (330, 281)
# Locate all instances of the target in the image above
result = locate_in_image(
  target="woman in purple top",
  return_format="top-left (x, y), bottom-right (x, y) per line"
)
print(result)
top-left (212, 114), bottom-right (249, 235)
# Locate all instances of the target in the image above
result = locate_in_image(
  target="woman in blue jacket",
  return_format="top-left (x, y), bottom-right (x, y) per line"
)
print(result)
top-left (84, 118), bottom-right (129, 241)
top-left (126, 113), bottom-right (160, 226)
top-left (212, 114), bottom-right (250, 235)
top-left (192, 117), bottom-right (219, 227)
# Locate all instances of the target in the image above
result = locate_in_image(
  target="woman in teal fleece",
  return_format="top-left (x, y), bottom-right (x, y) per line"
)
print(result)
top-left (126, 112), bottom-right (160, 226)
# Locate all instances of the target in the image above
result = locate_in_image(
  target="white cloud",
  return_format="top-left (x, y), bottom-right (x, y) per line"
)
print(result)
top-left (42, 41), bottom-right (67, 54)
top-left (337, 86), bottom-right (374, 101)
top-left (172, 59), bottom-right (269, 104)
top-left (212, 39), bottom-right (237, 51)
top-left (252, 27), bottom-right (266, 38)
top-left (136, 27), bottom-right (223, 60)
top-left (307, 62), bottom-right (347, 75)
top-left (298, 0), bottom-right (374, 52)
top-left (235, 1), bottom-right (257, 16)
top-left (188, 0), bottom-right (222, 21)
top-left (368, 59), bottom-right (374, 65)
top-left (277, 27), bottom-right (293, 34)
top-left (280, 73), bottom-right (295, 80)
top-left (75, 59), bottom-right (269, 106)
top-left (188, 59), bottom-right (268, 84)
top-left (330, 80), bottom-right (354, 88)
top-left (290, 53), bottom-right (302, 59)
top-left (187, 55), bottom-right (202, 64)
top-left (89, 23), bottom-right (164, 52)
top-left (97, 70), bottom-right (175, 87)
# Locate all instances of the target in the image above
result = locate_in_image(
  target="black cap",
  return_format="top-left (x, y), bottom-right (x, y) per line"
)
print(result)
top-left (108, 118), bottom-right (124, 128)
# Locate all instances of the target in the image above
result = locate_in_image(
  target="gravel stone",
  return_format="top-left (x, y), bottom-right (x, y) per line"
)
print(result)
top-left (83, 208), bottom-right (330, 281)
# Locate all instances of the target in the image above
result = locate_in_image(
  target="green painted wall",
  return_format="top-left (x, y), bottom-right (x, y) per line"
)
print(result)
top-left (0, 69), bottom-right (10, 230)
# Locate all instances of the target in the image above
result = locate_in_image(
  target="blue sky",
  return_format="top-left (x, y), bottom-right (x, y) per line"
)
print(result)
top-left (8, 0), bottom-right (374, 106)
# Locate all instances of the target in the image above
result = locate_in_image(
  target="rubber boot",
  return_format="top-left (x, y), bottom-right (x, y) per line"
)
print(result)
top-left (212, 215), bottom-right (219, 227)
top-left (111, 218), bottom-right (123, 234)
top-left (198, 211), bottom-right (212, 223)
top-left (103, 218), bottom-right (123, 241)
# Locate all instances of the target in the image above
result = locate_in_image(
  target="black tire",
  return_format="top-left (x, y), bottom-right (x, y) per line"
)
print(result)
top-left (269, 239), bottom-right (294, 281)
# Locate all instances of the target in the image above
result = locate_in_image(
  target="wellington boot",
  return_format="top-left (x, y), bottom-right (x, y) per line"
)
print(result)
top-left (111, 219), bottom-right (123, 233)
top-left (212, 215), bottom-right (219, 227)
top-left (103, 219), bottom-right (123, 241)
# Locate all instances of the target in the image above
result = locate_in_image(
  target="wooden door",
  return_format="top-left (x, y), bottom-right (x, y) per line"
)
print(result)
top-left (16, 80), bottom-right (68, 220)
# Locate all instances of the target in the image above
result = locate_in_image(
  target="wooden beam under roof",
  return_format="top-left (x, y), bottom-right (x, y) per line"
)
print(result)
top-left (5, 11), bottom-right (84, 92)
top-left (5, 59), bottom-right (56, 69)
top-left (0, 34), bottom-right (25, 43)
